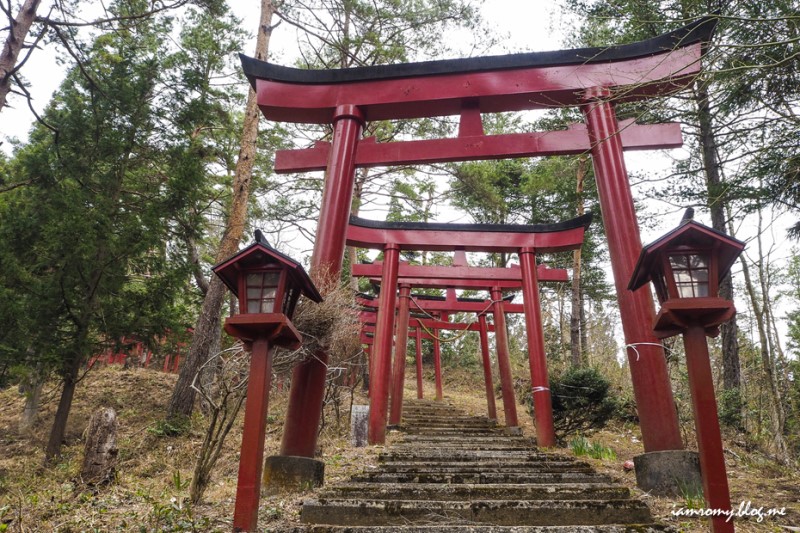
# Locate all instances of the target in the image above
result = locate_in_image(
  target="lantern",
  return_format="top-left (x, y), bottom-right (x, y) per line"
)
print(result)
top-left (213, 230), bottom-right (322, 348)
top-left (212, 230), bottom-right (322, 533)
top-left (628, 209), bottom-right (745, 338)
top-left (628, 209), bottom-right (744, 533)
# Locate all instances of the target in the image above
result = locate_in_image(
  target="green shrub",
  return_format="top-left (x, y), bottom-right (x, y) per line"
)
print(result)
top-left (542, 367), bottom-right (617, 440)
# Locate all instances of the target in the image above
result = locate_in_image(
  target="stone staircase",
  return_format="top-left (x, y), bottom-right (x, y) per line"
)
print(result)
top-left (298, 399), bottom-right (672, 532)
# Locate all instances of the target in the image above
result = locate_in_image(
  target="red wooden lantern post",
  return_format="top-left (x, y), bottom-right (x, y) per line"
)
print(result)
top-left (213, 231), bottom-right (322, 533)
top-left (629, 211), bottom-right (744, 533)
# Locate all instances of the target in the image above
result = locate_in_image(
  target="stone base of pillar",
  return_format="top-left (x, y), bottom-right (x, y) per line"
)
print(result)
top-left (633, 450), bottom-right (701, 496)
top-left (263, 455), bottom-right (324, 493)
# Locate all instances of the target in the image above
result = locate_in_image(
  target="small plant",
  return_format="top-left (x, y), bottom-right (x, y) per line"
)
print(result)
top-left (148, 417), bottom-right (190, 437)
top-left (677, 479), bottom-right (705, 509)
top-left (569, 436), bottom-right (616, 460)
top-left (569, 436), bottom-right (591, 456)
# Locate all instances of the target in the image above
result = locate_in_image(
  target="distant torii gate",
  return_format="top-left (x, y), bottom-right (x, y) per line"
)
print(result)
top-left (357, 297), bottom-right (498, 404)
top-left (354, 255), bottom-right (571, 444)
top-left (358, 291), bottom-right (507, 419)
top-left (242, 17), bottom-right (715, 484)
top-left (347, 215), bottom-right (587, 445)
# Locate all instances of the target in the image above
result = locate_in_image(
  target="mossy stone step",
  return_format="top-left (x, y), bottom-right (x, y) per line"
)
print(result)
top-left (324, 482), bottom-right (631, 501)
top-left (301, 499), bottom-right (654, 527)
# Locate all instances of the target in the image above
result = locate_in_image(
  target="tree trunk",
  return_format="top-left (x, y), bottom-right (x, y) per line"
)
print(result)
top-left (80, 407), bottom-right (118, 485)
top-left (693, 79), bottom-right (741, 392)
top-left (0, 0), bottom-right (42, 112)
top-left (45, 347), bottom-right (85, 461)
top-left (18, 369), bottom-right (44, 433)
top-left (166, 0), bottom-right (276, 421)
top-left (570, 159), bottom-right (586, 367)
top-left (738, 204), bottom-right (788, 463)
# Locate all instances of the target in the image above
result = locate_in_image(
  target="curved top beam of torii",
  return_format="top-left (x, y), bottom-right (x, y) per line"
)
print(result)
top-left (240, 17), bottom-right (716, 124)
top-left (346, 213), bottom-right (591, 253)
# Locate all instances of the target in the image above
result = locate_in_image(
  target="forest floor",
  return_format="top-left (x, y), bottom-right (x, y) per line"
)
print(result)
top-left (0, 364), bottom-right (797, 532)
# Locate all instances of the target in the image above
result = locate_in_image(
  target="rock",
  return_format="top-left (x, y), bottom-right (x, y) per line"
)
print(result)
top-left (80, 407), bottom-right (118, 485)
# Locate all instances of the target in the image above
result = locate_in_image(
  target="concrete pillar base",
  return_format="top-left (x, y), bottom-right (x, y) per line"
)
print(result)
top-left (263, 455), bottom-right (324, 493)
top-left (633, 450), bottom-right (701, 496)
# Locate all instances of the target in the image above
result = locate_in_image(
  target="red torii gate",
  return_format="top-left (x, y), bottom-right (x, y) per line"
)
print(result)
top-left (357, 291), bottom-right (506, 417)
top-left (354, 256), bottom-right (571, 438)
top-left (242, 17), bottom-right (715, 486)
top-left (347, 215), bottom-right (587, 445)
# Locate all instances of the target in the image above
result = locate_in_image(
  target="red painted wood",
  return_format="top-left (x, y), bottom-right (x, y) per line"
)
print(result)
top-left (491, 287), bottom-right (518, 428)
top-left (352, 262), bottom-right (568, 284)
top-left (281, 106), bottom-right (364, 458)
top-left (582, 89), bottom-right (683, 453)
top-left (347, 223), bottom-right (586, 253)
top-left (369, 244), bottom-right (400, 445)
top-left (683, 326), bottom-right (733, 533)
top-left (390, 285), bottom-right (411, 425)
top-left (233, 337), bottom-right (273, 533)
top-left (275, 121), bottom-right (682, 173)
top-left (415, 327), bottom-right (424, 400)
top-left (478, 314), bottom-right (497, 421)
top-left (255, 45), bottom-right (702, 123)
top-left (519, 249), bottom-right (555, 447)
top-left (360, 310), bottom-right (497, 332)
top-left (361, 296), bottom-right (525, 314)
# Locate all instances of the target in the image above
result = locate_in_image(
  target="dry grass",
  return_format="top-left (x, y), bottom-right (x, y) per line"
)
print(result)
top-left (273, 279), bottom-right (362, 376)
top-left (0, 361), bottom-right (797, 532)
top-left (0, 365), bottom-right (376, 532)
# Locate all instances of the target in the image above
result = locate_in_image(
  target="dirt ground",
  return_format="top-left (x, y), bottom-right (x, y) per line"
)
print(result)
top-left (0, 365), bottom-right (797, 532)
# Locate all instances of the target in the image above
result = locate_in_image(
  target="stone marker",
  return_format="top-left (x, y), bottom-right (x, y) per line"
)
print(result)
top-left (81, 407), bottom-right (118, 485)
top-left (351, 405), bottom-right (369, 447)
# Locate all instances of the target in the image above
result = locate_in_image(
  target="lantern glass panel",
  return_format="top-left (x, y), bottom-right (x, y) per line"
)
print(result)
top-left (245, 271), bottom-right (281, 313)
top-left (669, 253), bottom-right (709, 298)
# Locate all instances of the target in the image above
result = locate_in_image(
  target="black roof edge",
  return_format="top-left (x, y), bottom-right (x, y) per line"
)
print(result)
top-left (349, 213), bottom-right (592, 234)
top-left (240, 16), bottom-right (717, 88)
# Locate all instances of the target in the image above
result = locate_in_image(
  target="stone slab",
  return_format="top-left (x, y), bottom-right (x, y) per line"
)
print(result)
top-left (264, 455), bottom-right (324, 493)
top-left (633, 450), bottom-right (701, 497)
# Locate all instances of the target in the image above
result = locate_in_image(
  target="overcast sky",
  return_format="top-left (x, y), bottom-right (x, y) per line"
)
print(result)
top-left (1, 1), bottom-right (565, 152)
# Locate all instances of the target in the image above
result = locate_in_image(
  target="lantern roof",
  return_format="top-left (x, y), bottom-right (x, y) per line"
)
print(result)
top-left (628, 212), bottom-right (745, 291)
top-left (212, 230), bottom-right (323, 303)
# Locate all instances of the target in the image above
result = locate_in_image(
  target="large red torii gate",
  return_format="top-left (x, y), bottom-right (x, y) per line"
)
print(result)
top-left (242, 16), bottom-right (715, 487)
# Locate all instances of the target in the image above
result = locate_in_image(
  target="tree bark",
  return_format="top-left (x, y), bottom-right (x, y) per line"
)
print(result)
top-left (693, 79), bottom-right (741, 391)
top-left (45, 343), bottom-right (86, 461)
top-left (80, 407), bottom-right (118, 485)
top-left (167, 0), bottom-right (276, 421)
top-left (570, 159), bottom-right (586, 367)
top-left (18, 368), bottom-right (44, 433)
top-left (0, 0), bottom-right (42, 112)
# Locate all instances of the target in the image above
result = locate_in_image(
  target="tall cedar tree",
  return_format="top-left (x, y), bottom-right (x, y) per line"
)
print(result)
top-left (167, 0), bottom-right (277, 420)
top-left (0, 0), bottom-right (196, 460)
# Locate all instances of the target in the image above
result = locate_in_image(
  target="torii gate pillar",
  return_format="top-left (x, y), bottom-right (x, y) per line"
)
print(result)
top-left (269, 105), bottom-right (364, 488)
top-left (581, 88), bottom-right (683, 452)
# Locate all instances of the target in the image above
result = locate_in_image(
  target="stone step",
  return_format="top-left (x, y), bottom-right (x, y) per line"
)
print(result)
top-left (301, 499), bottom-right (654, 526)
top-left (399, 427), bottom-right (508, 435)
top-left (389, 443), bottom-right (533, 452)
top-left (401, 421), bottom-right (498, 429)
top-left (293, 525), bottom-right (674, 533)
top-left (393, 440), bottom-right (532, 448)
top-left (324, 483), bottom-right (631, 501)
top-left (379, 450), bottom-right (575, 461)
top-left (376, 462), bottom-right (595, 474)
top-left (350, 472), bottom-right (613, 485)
